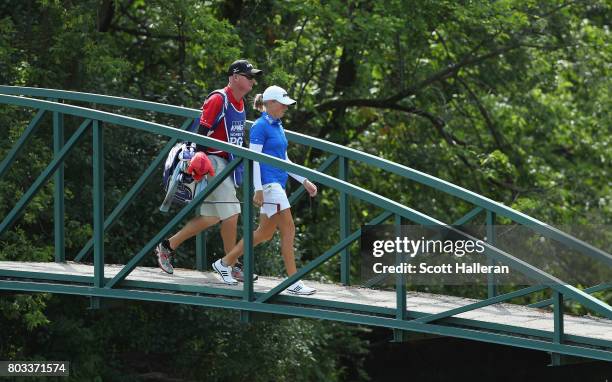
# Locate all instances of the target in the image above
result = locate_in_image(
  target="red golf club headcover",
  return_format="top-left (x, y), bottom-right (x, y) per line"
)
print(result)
top-left (187, 152), bottom-right (215, 181)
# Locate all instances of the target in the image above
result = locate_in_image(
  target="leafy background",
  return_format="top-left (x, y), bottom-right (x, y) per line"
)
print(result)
top-left (0, 0), bottom-right (610, 380)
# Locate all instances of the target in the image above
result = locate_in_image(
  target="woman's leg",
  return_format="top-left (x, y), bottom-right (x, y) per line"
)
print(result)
top-left (221, 213), bottom-right (277, 265)
top-left (225, 208), bottom-right (297, 275)
top-left (219, 214), bottom-right (239, 258)
top-left (273, 208), bottom-right (316, 294)
top-left (272, 208), bottom-right (297, 276)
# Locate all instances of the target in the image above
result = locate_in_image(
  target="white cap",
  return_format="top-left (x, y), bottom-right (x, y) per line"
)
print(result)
top-left (262, 85), bottom-right (296, 105)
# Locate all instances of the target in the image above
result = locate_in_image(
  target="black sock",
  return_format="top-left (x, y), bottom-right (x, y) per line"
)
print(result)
top-left (162, 239), bottom-right (173, 251)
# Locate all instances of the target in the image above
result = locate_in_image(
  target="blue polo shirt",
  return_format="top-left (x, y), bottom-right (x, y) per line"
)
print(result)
top-left (250, 112), bottom-right (289, 188)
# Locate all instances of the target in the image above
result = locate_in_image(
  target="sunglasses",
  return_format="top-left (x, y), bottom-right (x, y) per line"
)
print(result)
top-left (238, 73), bottom-right (255, 80)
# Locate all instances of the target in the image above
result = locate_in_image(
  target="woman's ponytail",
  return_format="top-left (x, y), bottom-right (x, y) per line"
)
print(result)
top-left (253, 93), bottom-right (264, 112)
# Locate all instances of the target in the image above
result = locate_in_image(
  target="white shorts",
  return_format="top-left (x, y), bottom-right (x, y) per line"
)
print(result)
top-left (261, 183), bottom-right (291, 217)
top-left (199, 155), bottom-right (241, 220)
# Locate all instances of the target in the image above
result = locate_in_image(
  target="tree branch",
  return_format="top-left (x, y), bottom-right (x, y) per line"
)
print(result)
top-left (455, 76), bottom-right (506, 151)
top-left (112, 26), bottom-right (185, 41)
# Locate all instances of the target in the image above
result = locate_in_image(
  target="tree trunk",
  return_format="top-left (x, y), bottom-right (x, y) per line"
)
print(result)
top-left (97, 0), bottom-right (114, 32)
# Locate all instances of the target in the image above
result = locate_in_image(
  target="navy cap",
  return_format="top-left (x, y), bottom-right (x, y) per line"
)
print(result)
top-left (227, 59), bottom-right (263, 77)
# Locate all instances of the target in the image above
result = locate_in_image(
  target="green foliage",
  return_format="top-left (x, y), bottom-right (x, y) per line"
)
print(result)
top-left (2, 296), bottom-right (369, 381)
top-left (0, 0), bottom-right (610, 379)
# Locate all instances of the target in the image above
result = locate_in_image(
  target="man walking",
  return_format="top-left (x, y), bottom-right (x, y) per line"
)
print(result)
top-left (155, 59), bottom-right (262, 284)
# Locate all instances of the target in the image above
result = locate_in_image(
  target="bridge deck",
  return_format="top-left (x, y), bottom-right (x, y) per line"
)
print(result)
top-left (1, 261), bottom-right (610, 344)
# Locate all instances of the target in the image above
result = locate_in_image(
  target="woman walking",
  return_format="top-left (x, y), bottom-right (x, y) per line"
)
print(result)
top-left (212, 85), bottom-right (317, 295)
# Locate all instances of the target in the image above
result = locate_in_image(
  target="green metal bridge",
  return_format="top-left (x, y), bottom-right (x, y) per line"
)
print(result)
top-left (0, 86), bottom-right (610, 365)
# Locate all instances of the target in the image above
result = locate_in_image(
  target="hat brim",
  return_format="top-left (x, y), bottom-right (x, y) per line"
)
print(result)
top-left (278, 97), bottom-right (296, 105)
top-left (248, 69), bottom-right (263, 77)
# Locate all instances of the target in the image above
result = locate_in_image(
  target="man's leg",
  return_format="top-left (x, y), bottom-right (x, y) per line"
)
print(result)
top-left (168, 215), bottom-right (220, 250)
top-left (156, 214), bottom-right (219, 274)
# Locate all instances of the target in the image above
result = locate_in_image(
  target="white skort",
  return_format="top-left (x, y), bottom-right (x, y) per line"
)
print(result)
top-left (260, 182), bottom-right (291, 217)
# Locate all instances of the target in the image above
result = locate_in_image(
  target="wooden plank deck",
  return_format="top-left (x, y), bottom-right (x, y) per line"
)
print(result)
top-left (0, 261), bottom-right (610, 343)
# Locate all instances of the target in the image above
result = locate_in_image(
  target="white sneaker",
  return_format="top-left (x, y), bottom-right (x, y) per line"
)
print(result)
top-left (287, 280), bottom-right (316, 295)
top-left (213, 259), bottom-right (238, 285)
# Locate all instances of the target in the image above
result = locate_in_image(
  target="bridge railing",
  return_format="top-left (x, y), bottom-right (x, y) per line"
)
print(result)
top-left (0, 91), bottom-right (610, 360)
top-left (1, 86), bottom-right (609, 300)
